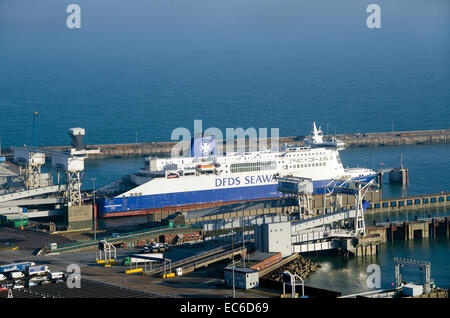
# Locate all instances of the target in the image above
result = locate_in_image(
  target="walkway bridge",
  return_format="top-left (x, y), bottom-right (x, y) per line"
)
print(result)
top-left (145, 243), bottom-right (246, 276)
top-left (0, 185), bottom-right (66, 204)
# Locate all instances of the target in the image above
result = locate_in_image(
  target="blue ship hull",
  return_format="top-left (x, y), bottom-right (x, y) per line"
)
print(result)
top-left (97, 174), bottom-right (377, 217)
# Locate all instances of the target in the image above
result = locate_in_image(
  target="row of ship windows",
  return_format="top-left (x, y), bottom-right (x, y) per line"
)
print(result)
top-left (290, 162), bottom-right (327, 169)
top-left (287, 152), bottom-right (325, 157)
top-left (230, 161), bottom-right (277, 173)
top-left (291, 157), bottom-right (328, 163)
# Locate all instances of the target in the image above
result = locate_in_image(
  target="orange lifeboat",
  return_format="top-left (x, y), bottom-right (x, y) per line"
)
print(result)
top-left (196, 164), bottom-right (215, 171)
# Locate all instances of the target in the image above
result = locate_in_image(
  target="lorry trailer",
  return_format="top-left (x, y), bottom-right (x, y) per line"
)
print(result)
top-left (27, 265), bottom-right (49, 276)
top-left (0, 262), bottom-right (36, 274)
top-left (48, 272), bottom-right (64, 280)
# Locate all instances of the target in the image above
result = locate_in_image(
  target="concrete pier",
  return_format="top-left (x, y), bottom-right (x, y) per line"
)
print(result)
top-left (366, 217), bottom-right (449, 242)
top-left (344, 236), bottom-right (384, 257)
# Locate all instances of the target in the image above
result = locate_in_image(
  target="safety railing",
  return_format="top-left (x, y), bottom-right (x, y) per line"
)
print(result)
top-left (46, 224), bottom-right (201, 253)
top-left (147, 243), bottom-right (243, 274)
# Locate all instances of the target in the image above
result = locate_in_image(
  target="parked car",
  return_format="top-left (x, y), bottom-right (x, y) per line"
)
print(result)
top-left (26, 280), bottom-right (39, 287)
top-left (142, 242), bottom-right (170, 253)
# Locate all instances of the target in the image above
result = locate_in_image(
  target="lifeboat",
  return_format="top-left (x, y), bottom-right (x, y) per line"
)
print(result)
top-left (167, 172), bottom-right (180, 179)
top-left (196, 164), bottom-right (215, 171)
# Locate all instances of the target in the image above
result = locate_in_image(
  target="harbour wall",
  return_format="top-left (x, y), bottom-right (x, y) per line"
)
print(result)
top-left (1, 129), bottom-right (449, 159)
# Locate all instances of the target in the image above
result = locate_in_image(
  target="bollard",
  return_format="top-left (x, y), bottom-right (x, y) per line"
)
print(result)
top-left (446, 217), bottom-right (449, 237)
top-left (404, 221), bottom-right (408, 241)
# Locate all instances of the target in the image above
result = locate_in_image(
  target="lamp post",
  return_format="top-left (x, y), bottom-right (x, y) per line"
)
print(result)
top-left (33, 111), bottom-right (39, 147)
top-left (241, 201), bottom-right (245, 268)
top-left (231, 229), bottom-right (236, 298)
top-left (91, 177), bottom-right (97, 241)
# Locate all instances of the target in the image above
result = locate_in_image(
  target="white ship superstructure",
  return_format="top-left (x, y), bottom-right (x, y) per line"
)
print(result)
top-left (304, 122), bottom-right (345, 150)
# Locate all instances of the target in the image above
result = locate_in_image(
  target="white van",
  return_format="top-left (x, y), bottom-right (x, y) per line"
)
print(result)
top-left (9, 272), bottom-right (25, 280)
top-left (0, 274), bottom-right (7, 281)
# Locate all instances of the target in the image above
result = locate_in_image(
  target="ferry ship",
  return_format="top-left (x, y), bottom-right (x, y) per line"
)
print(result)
top-left (97, 136), bottom-right (376, 218)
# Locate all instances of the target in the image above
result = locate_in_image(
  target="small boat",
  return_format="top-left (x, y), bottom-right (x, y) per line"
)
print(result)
top-left (196, 164), bottom-right (215, 171)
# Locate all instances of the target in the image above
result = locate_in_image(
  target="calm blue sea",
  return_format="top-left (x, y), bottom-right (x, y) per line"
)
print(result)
top-left (0, 0), bottom-right (448, 294)
top-left (0, 0), bottom-right (449, 148)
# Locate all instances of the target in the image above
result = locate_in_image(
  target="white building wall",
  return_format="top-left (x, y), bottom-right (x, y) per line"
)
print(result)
top-left (264, 222), bottom-right (292, 257)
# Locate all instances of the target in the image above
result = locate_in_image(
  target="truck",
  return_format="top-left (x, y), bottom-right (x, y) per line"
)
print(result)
top-left (48, 272), bottom-right (64, 280)
top-left (27, 265), bottom-right (49, 277)
top-left (124, 253), bottom-right (163, 266)
top-left (0, 274), bottom-right (6, 281)
top-left (9, 272), bottom-right (25, 280)
top-left (0, 262), bottom-right (36, 274)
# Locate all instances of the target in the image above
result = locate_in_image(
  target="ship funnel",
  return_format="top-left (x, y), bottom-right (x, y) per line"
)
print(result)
top-left (68, 127), bottom-right (85, 151)
top-left (190, 135), bottom-right (216, 157)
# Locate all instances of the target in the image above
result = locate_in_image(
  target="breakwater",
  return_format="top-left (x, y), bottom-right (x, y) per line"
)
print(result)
top-left (2, 129), bottom-right (449, 160)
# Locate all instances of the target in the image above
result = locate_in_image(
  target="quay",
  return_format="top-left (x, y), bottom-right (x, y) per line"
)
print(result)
top-left (367, 192), bottom-right (450, 213)
top-left (167, 191), bottom-right (450, 226)
top-left (1, 129), bottom-right (449, 160)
